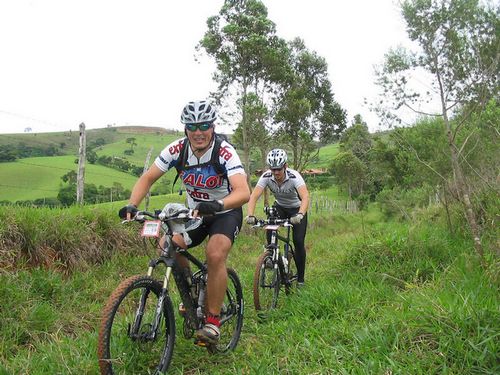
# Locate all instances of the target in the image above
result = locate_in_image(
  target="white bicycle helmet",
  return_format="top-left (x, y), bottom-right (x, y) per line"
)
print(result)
top-left (267, 148), bottom-right (288, 169)
top-left (180, 100), bottom-right (217, 124)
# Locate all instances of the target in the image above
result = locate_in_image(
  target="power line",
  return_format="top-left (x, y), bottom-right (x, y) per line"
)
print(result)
top-left (0, 109), bottom-right (63, 130)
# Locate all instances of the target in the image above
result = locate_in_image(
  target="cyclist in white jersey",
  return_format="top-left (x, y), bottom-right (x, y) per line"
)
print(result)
top-left (119, 100), bottom-right (250, 346)
top-left (245, 148), bottom-right (310, 287)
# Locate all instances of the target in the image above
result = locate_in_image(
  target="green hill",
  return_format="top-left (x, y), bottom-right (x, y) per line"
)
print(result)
top-left (94, 130), bottom-right (181, 166)
top-left (0, 126), bottom-right (339, 203)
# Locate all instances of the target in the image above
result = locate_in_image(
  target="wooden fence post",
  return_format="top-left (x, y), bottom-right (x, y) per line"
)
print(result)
top-left (76, 122), bottom-right (86, 205)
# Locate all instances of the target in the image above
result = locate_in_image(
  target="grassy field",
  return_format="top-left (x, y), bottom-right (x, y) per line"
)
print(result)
top-left (0, 156), bottom-right (139, 202)
top-left (0, 200), bottom-right (498, 374)
top-left (312, 142), bottom-right (339, 169)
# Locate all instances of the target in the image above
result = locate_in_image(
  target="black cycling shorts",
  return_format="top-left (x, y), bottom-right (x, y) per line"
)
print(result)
top-left (185, 207), bottom-right (243, 249)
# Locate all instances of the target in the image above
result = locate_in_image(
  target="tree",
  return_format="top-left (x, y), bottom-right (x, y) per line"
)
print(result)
top-left (126, 137), bottom-right (137, 154)
top-left (274, 38), bottom-right (346, 170)
top-left (232, 93), bottom-right (270, 173)
top-left (0, 145), bottom-right (17, 162)
top-left (198, 0), bottom-right (290, 183)
top-left (61, 170), bottom-right (77, 184)
top-left (339, 116), bottom-right (373, 162)
top-left (329, 151), bottom-right (368, 199)
top-left (86, 148), bottom-right (98, 164)
top-left (374, 0), bottom-right (499, 260)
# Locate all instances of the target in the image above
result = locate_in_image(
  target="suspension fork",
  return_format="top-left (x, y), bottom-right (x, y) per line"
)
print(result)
top-left (150, 264), bottom-right (173, 340)
top-left (129, 257), bottom-right (174, 340)
top-left (268, 229), bottom-right (280, 263)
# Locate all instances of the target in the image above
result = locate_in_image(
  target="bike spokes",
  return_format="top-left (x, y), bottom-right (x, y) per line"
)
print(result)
top-left (98, 276), bottom-right (175, 375)
top-left (253, 252), bottom-right (280, 311)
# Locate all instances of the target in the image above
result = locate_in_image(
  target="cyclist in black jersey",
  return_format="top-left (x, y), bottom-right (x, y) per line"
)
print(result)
top-left (246, 148), bottom-right (309, 287)
top-left (120, 100), bottom-right (250, 346)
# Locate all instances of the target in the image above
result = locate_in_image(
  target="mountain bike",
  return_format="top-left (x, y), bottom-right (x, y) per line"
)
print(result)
top-left (97, 203), bottom-right (244, 375)
top-left (252, 206), bottom-right (298, 311)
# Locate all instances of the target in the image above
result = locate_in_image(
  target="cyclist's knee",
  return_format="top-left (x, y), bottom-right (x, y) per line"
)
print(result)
top-left (205, 249), bottom-right (228, 266)
top-left (206, 235), bottom-right (231, 264)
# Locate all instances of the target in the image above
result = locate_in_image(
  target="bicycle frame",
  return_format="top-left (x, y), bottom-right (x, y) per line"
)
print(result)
top-left (257, 215), bottom-right (295, 285)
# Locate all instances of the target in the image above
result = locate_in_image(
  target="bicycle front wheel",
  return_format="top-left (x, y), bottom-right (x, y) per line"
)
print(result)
top-left (98, 275), bottom-right (175, 375)
top-left (253, 250), bottom-right (280, 311)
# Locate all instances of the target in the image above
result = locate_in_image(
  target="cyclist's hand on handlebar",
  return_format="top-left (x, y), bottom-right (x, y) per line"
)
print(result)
top-left (290, 213), bottom-right (304, 225)
top-left (245, 215), bottom-right (257, 225)
top-left (194, 200), bottom-right (224, 216)
top-left (118, 204), bottom-right (138, 220)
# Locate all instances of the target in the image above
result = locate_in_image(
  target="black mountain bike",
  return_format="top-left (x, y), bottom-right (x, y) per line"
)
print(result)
top-left (252, 206), bottom-right (298, 311)
top-left (97, 203), bottom-right (244, 375)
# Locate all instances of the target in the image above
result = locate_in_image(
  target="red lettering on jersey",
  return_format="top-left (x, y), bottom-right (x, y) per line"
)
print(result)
top-left (194, 174), bottom-right (205, 188)
top-left (183, 173), bottom-right (195, 186)
top-left (186, 188), bottom-right (210, 200)
top-left (219, 146), bottom-right (232, 161)
top-left (182, 173), bottom-right (223, 189)
top-left (168, 140), bottom-right (184, 155)
top-left (205, 175), bottom-right (221, 188)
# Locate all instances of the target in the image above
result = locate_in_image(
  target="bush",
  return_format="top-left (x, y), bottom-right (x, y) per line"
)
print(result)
top-left (376, 185), bottom-right (436, 220)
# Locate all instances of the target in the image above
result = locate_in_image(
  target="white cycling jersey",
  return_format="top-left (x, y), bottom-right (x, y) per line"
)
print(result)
top-left (256, 168), bottom-right (306, 208)
top-left (154, 137), bottom-right (246, 210)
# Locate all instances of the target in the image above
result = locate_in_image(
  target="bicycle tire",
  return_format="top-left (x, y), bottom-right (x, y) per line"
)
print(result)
top-left (253, 250), bottom-right (280, 311)
top-left (209, 267), bottom-right (244, 354)
top-left (98, 275), bottom-right (175, 375)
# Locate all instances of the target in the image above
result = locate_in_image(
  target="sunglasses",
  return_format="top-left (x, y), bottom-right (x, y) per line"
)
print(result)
top-left (271, 167), bottom-right (283, 172)
top-left (185, 122), bottom-right (214, 132)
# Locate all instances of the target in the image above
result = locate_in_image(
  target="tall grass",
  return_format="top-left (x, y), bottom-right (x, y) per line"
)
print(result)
top-left (0, 205), bottom-right (142, 271)
top-left (0, 204), bottom-right (498, 374)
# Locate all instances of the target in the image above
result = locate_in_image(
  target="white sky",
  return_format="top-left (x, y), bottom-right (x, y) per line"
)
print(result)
top-left (0, 0), bottom-right (411, 135)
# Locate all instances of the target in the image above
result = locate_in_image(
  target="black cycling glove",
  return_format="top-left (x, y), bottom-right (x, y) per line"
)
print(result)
top-left (118, 204), bottom-right (138, 219)
top-left (195, 200), bottom-right (224, 215)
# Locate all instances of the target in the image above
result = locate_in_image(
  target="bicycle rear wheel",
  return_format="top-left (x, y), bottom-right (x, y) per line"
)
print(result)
top-left (253, 250), bottom-right (280, 311)
top-left (209, 268), bottom-right (244, 353)
top-left (98, 275), bottom-right (175, 375)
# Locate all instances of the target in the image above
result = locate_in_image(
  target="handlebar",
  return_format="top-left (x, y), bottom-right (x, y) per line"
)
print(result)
top-left (252, 217), bottom-right (292, 228)
top-left (121, 206), bottom-right (197, 224)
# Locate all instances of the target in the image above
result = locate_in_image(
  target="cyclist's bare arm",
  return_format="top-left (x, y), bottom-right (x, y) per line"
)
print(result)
top-left (129, 164), bottom-right (164, 207)
top-left (247, 185), bottom-right (265, 216)
top-left (297, 184), bottom-right (309, 215)
top-left (221, 173), bottom-right (250, 210)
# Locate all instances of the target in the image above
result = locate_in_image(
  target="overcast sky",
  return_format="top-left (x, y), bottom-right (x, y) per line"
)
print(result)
top-left (0, 0), bottom-right (411, 135)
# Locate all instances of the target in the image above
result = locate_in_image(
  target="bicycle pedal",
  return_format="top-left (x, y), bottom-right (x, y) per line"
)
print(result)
top-left (194, 339), bottom-right (207, 347)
